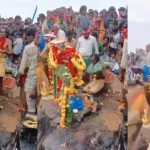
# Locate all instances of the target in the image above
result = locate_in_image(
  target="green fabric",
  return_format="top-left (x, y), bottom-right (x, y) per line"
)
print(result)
top-left (98, 42), bottom-right (104, 53)
top-left (66, 106), bottom-right (73, 126)
top-left (83, 58), bottom-right (91, 68)
top-left (87, 62), bottom-right (103, 74)
top-left (57, 21), bottom-right (67, 32)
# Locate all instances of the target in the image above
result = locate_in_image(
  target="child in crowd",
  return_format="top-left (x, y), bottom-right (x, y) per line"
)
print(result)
top-left (5, 56), bottom-right (19, 78)
top-left (17, 27), bottom-right (37, 115)
top-left (110, 52), bottom-right (120, 75)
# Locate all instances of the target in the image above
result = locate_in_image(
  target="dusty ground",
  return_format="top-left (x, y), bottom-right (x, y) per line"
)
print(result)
top-left (0, 86), bottom-right (20, 147)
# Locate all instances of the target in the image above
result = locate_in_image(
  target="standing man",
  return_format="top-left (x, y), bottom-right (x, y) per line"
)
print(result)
top-left (13, 32), bottom-right (23, 59)
top-left (17, 27), bottom-right (37, 114)
top-left (76, 29), bottom-right (99, 67)
top-left (118, 7), bottom-right (126, 25)
top-left (57, 14), bottom-right (68, 32)
top-left (38, 14), bottom-right (49, 35)
top-left (53, 24), bottom-right (66, 41)
top-left (76, 5), bottom-right (90, 39)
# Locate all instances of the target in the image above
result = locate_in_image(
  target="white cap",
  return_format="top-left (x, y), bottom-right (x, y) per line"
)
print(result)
top-left (50, 38), bottom-right (66, 44)
top-left (44, 33), bottom-right (56, 38)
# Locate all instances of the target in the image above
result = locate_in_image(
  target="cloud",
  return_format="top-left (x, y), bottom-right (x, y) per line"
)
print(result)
top-left (128, 0), bottom-right (150, 51)
top-left (128, 0), bottom-right (150, 23)
top-left (0, 0), bottom-right (36, 18)
top-left (129, 21), bottom-right (150, 52)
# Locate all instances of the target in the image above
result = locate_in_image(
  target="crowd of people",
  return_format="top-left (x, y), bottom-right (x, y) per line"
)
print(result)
top-left (0, 5), bottom-right (128, 116)
top-left (128, 46), bottom-right (150, 84)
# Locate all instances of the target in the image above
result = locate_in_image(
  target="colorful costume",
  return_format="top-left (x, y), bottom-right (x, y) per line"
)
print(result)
top-left (48, 42), bottom-right (87, 128)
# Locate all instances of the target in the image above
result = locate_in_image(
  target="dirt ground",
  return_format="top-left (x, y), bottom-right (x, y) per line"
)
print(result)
top-left (0, 87), bottom-right (20, 147)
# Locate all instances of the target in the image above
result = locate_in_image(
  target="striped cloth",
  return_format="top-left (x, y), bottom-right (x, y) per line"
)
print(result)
top-left (3, 77), bottom-right (16, 88)
top-left (104, 72), bottom-right (115, 83)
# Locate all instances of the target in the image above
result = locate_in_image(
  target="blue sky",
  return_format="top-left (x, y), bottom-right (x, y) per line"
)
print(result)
top-left (0, 0), bottom-right (149, 52)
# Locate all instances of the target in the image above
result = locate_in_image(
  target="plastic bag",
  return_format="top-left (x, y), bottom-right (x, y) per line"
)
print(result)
top-left (69, 96), bottom-right (84, 111)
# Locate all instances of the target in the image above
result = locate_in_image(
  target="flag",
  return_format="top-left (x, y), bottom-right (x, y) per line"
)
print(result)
top-left (32, 5), bottom-right (38, 23)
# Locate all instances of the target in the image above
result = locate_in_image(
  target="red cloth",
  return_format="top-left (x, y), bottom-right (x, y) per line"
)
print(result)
top-left (104, 72), bottom-right (115, 83)
top-left (3, 77), bottom-right (16, 88)
top-left (49, 68), bottom-right (53, 81)
top-left (56, 47), bottom-right (78, 77)
top-left (0, 38), bottom-right (6, 50)
top-left (82, 29), bottom-right (91, 36)
top-left (58, 79), bottom-right (63, 89)
top-left (120, 28), bottom-right (128, 43)
top-left (18, 74), bottom-right (27, 86)
top-left (48, 16), bottom-right (58, 24)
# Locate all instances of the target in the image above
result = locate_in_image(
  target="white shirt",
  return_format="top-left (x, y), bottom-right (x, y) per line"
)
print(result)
top-left (120, 39), bottom-right (128, 69)
top-left (52, 29), bottom-right (66, 42)
top-left (13, 38), bottom-right (23, 55)
top-left (42, 19), bottom-right (49, 35)
top-left (76, 35), bottom-right (99, 56)
top-left (110, 32), bottom-right (121, 49)
top-left (19, 42), bottom-right (37, 74)
top-left (57, 30), bottom-right (66, 41)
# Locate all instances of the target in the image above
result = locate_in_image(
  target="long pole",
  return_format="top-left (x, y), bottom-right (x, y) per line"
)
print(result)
top-left (32, 5), bottom-right (38, 23)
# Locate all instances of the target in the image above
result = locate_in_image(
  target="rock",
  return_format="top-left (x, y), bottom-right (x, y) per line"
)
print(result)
top-left (98, 132), bottom-right (114, 148)
top-left (100, 112), bottom-right (121, 132)
top-left (0, 95), bottom-right (19, 148)
top-left (38, 98), bottom-right (60, 119)
top-left (38, 94), bottom-right (121, 150)
top-left (51, 116), bottom-right (60, 127)
top-left (74, 108), bottom-right (92, 122)
top-left (0, 131), bottom-right (11, 146)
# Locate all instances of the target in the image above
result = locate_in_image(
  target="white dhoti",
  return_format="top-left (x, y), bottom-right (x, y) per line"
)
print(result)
top-left (26, 93), bottom-right (36, 113)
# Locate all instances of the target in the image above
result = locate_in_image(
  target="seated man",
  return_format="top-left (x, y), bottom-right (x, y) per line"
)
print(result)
top-left (82, 71), bottom-right (105, 112)
top-left (86, 54), bottom-right (103, 75)
top-left (83, 54), bottom-right (103, 85)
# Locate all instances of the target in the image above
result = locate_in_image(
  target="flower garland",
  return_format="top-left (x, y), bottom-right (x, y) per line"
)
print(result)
top-left (48, 44), bottom-right (86, 128)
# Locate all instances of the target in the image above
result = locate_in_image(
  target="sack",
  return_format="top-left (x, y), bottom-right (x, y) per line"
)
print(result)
top-left (69, 96), bottom-right (84, 111)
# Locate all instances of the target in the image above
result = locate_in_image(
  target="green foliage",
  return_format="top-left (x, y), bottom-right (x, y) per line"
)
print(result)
top-left (66, 106), bottom-right (73, 126)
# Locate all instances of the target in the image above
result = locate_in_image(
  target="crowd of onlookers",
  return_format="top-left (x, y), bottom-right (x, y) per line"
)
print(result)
top-left (0, 5), bottom-right (128, 115)
top-left (128, 45), bottom-right (150, 84)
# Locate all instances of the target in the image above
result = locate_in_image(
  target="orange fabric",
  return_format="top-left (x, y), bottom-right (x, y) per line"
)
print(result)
top-left (48, 16), bottom-right (59, 24)
top-left (37, 62), bottom-right (50, 93)
top-left (37, 62), bottom-right (44, 84)
top-left (98, 20), bottom-right (105, 43)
